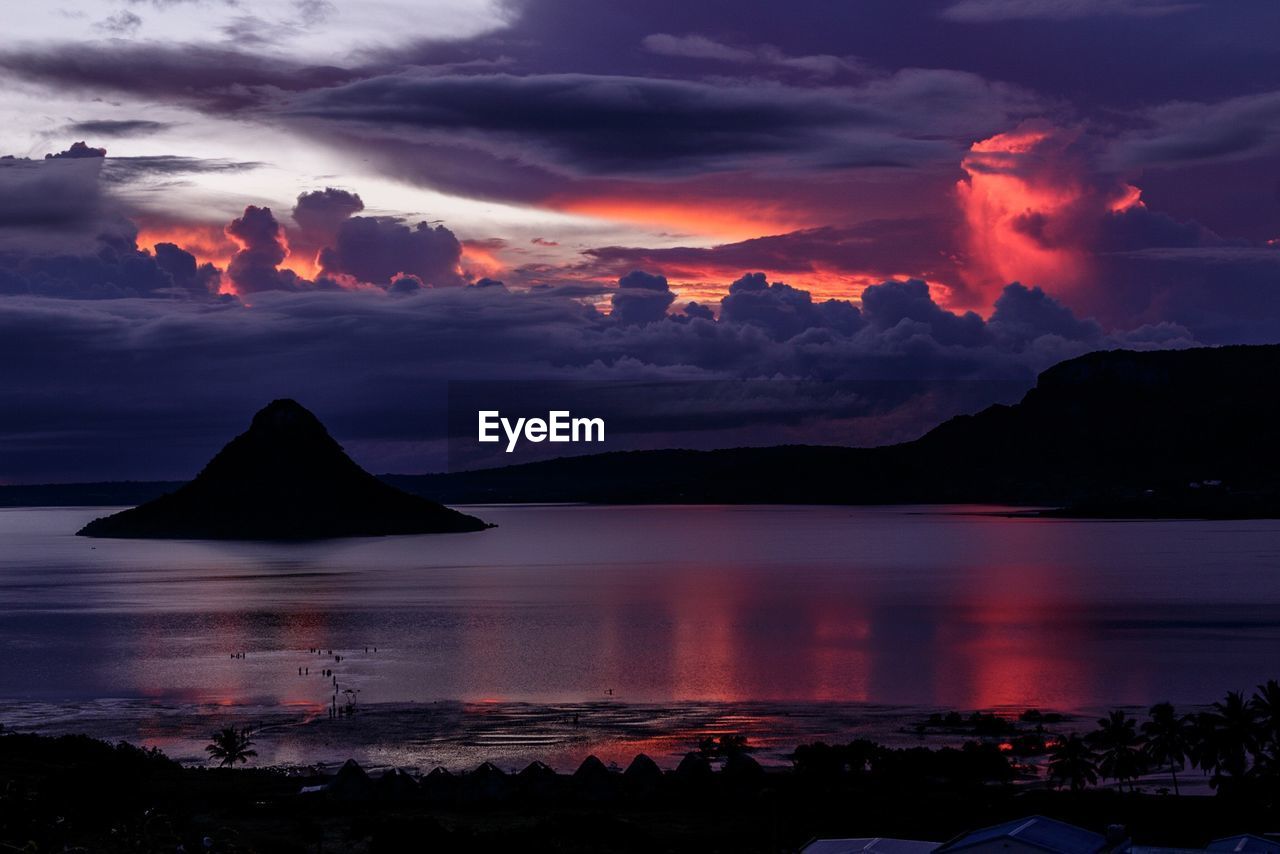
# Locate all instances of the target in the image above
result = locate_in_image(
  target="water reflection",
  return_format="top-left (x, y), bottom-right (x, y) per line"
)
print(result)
top-left (2, 505), bottom-right (1280, 718)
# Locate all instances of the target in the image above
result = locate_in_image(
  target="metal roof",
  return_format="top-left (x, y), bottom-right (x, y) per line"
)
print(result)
top-left (936, 816), bottom-right (1108, 854)
top-left (1207, 836), bottom-right (1280, 854)
top-left (801, 839), bottom-right (940, 854)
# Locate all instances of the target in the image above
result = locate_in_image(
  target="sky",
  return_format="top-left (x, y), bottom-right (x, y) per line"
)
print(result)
top-left (2, 0), bottom-right (1279, 481)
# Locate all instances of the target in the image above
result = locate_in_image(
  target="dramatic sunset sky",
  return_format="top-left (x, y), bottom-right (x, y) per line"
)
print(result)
top-left (2, 0), bottom-right (1279, 480)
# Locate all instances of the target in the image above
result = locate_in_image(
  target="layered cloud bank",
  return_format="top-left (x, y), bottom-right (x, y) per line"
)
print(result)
top-left (1, 0), bottom-right (1279, 479)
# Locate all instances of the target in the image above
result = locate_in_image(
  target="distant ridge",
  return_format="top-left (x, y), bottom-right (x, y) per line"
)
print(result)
top-left (386, 344), bottom-right (1280, 515)
top-left (77, 399), bottom-right (489, 540)
top-left (13, 344), bottom-right (1280, 519)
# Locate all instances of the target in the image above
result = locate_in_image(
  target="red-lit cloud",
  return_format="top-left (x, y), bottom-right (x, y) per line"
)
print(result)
top-left (955, 122), bottom-right (1144, 311)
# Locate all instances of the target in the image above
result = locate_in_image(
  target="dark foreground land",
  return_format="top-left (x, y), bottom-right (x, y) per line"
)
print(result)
top-left (3, 729), bottom-right (1279, 854)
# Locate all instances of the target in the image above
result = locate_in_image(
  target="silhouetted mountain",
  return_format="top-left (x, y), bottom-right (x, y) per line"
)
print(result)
top-left (78, 399), bottom-right (488, 539)
top-left (388, 344), bottom-right (1280, 514)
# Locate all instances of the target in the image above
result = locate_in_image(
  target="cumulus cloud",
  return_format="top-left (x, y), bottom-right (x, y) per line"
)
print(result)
top-left (610, 270), bottom-right (675, 324)
top-left (225, 206), bottom-right (306, 293)
top-left (987, 282), bottom-right (1102, 345)
top-left (45, 141), bottom-right (108, 160)
top-left (0, 271), bottom-right (1143, 478)
top-left (290, 186), bottom-right (364, 265)
top-left (0, 229), bottom-right (218, 299)
top-left (720, 272), bottom-right (862, 340)
top-left (292, 187), bottom-right (364, 242)
top-left (318, 216), bottom-right (464, 288)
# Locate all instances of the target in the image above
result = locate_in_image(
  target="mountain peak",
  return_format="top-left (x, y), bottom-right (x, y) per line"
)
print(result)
top-left (252, 398), bottom-right (324, 429)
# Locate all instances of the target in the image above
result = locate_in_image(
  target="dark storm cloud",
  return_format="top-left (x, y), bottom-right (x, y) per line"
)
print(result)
top-left (1093, 245), bottom-right (1280, 344)
top-left (102, 155), bottom-right (264, 182)
top-left (387, 0), bottom-right (1280, 109)
top-left (286, 69), bottom-right (1034, 178)
top-left (0, 231), bottom-right (218, 299)
top-left (1110, 90), bottom-right (1280, 169)
top-left (939, 0), bottom-right (1198, 22)
top-left (318, 217), bottom-right (465, 288)
top-left (0, 150), bottom-right (107, 237)
top-left (63, 119), bottom-right (172, 137)
top-left (0, 255), bottom-right (1200, 480)
top-left (0, 42), bottom-right (357, 110)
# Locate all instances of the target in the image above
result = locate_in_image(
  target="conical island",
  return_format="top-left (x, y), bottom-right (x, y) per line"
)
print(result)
top-left (78, 399), bottom-right (489, 540)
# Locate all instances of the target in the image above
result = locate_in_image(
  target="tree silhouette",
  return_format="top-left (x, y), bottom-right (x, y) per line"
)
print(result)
top-left (1048, 734), bottom-right (1098, 792)
top-left (1089, 710), bottom-right (1146, 792)
top-left (1206, 691), bottom-right (1258, 787)
top-left (1250, 680), bottom-right (1280, 750)
top-left (1142, 702), bottom-right (1191, 796)
top-left (205, 726), bottom-right (258, 768)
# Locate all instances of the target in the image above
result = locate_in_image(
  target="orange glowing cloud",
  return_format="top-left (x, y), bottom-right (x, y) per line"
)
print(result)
top-left (661, 268), bottom-right (931, 307)
top-left (956, 123), bottom-right (1143, 312)
top-left (135, 223), bottom-right (237, 269)
top-left (137, 216), bottom-right (322, 296)
top-left (553, 196), bottom-right (814, 243)
top-left (461, 240), bottom-right (506, 281)
top-left (222, 218), bottom-right (321, 282)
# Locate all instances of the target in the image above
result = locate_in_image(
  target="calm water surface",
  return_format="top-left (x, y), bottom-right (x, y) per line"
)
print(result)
top-left (1, 505), bottom-right (1278, 767)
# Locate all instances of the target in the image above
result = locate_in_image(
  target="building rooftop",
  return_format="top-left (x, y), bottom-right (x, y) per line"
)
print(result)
top-left (801, 839), bottom-right (940, 854)
top-left (1207, 836), bottom-right (1280, 854)
top-left (936, 816), bottom-right (1112, 854)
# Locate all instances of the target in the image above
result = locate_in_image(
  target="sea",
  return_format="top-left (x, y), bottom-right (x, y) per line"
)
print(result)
top-left (2, 504), bottom-right (1278, 772)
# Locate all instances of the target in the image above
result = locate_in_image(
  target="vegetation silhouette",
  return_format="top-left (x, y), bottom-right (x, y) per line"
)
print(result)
top-left (8, 684), bottom-right (1280, 852)
top-left (1048, 734), bottom-right (1098, 792)
top-left (204, 726), bottom-right (257, 768)
top-left (1141, 702), bottom-right (1191, 796)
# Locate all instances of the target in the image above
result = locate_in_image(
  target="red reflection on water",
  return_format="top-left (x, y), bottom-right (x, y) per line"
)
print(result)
top-left (669, 566), bottom-right (742, 701)
top-left (809, 606), bottom-right (872, 702)
top-left (933, 531), bottom-right (1094, 711)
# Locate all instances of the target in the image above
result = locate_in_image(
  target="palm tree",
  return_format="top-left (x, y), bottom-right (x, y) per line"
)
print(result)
top-left (1208, 691), bottom-right (1258, 785)
top-left (1250, 679), bottom-right (1280, 750)
top-left (1089, 710), bottom-right (1146, 792)
top-left (205, 726), bottom-right (257, 768)
top-left (1048, 734), bottom-right (1098, 792)
top-left (1142, 702), bottom-right (1190, 796)
top-left (1186, 711), bottom-right (1221, 779)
